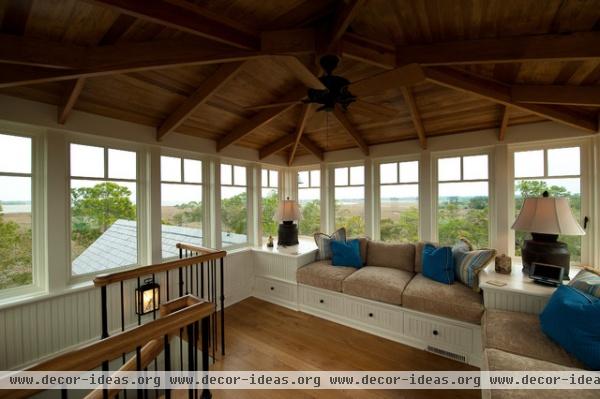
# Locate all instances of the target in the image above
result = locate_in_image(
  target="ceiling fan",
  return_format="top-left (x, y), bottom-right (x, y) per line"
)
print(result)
top-left (246, 55), bottom-right (384, 113)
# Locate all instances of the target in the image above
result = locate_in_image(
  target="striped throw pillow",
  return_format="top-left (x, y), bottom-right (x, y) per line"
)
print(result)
top-left (314, 228), bottom-right (346, 261)
top-left (452, 239), bottom-right (496, 292)
top-left (569, 268), bottom-right (600, 298)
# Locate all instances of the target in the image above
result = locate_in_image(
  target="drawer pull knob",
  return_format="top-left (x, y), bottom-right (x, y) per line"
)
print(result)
top-left (319, 299), bottom-right (324, 304)
top-left (433, 330), bottom-right (439, 336)
top-left (368, 313), bottom-right (374, 317)
top-left (270, 286), bottom-right (274, 291)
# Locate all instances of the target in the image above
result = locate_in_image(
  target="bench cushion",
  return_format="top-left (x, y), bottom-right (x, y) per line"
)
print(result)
top-left (342, 266), bottom-right (414, 305)
top-left (483, 309), bottom-right (582, 368)
top-left (402, 274), bottom-right (484, 324)
top-left (366, 241), bottom-right (415, 272)
top-left (297, 261), bottom-right (357, 292)
top-left (483, 349), bottom-right (592, 399)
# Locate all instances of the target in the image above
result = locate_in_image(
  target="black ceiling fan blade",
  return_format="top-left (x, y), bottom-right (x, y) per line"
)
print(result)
top-left (244, 100), bottom-right (304, 111)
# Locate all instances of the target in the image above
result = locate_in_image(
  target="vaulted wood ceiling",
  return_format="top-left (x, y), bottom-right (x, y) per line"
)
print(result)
top-left (0, 0), bottom-right (599, 164)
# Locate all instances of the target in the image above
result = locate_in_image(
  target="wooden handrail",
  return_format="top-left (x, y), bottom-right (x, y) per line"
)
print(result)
top-left (93, 251), bottom-right (226, 287)
top-left (2, 296), bottom-right (214, 399)
top-left (176, 242), bottom-right (225, 255)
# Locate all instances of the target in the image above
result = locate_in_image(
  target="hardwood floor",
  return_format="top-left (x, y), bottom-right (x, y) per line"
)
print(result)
top-left (208, 297), bottom-right (479, 399)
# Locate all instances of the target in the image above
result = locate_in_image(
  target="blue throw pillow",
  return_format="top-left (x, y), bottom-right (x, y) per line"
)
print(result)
top-left (540, 285), bottom-right (600, 369)
top-left (422, 244), bottom-right (454, 284)
top-left (331, 239), bottom-right (362, 268)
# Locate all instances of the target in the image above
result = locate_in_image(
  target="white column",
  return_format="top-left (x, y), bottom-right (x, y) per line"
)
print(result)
top-left (493, 144), bottom-right (510, 256)
top-left (147, 147), bottom-right (162, 264)
top-left (419, 150), bottom-right (432, 241)
top-left (364, 159), bottom-right (375, 238)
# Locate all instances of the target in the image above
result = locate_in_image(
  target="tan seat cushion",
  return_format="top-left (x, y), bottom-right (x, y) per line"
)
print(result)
top-left (483, 309), bottom-right (582, 368)
top-left (365, 241), bottom-right (415, 272)
top-left (342, 266), bottom-right (414, 305)
top-left (402, 274), bottom-right (484, 324)
top-left (296, 260), bottom-right (357, 292)
top-left (483, 349), bottom-right (592, 399)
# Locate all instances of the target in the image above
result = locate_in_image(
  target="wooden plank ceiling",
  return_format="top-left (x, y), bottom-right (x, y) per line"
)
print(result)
top-left (0, 0), bottom-right (599, 164)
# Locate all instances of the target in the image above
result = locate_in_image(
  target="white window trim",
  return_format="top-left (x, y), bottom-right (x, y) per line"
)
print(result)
top-left (258, 166), bottom-right (282, 244)
top-left (295, 166), bottom-right (323, 236)
top-left (373, 156), bottom-right (421, 241)
top-left (0, 130), bottom-right (47, 303)
top-left (431, 148), bottom-right (495, 248)
top-left (329, 162), bottom-right (366, 235)
top-left (507, 138), bottom-right (592, 264)
top-left (217, 160), bottom-right (252, 250)
top-left (67, 138), bottom-right (146, 284)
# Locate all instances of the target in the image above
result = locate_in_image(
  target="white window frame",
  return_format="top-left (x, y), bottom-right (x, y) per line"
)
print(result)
top-left (295, 166), bottom-right (323, 236)
top-left (507, 138), bottom-right (591, 264)
top-left (217, 161), bottom-right (251, 250)
top-left (259, 166), bottom-right (282, 243)
top-left (374, 156), bottom-right (420, 241)
top-left (329, 162), bottom-right (366, 234)
top-left (67, 139), bottom-right (145, 282)
top-left (159, 154), bottom-right (205, 260)
top-left (0, 130), bottom-right (46, 302)
top-left (431, 148), bottom-right (495, 247)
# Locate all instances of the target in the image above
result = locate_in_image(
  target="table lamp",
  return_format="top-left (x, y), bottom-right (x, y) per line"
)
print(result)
top-left (274, 197), bottom-right (302, 246)
top-left (511, 191), bottom-right (585, 279)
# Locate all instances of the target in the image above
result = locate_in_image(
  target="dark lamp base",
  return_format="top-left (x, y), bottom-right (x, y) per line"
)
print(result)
top-left (277, 222), bottom-right (298, 246)
top-left (521, 238), bottom-right (570, 280)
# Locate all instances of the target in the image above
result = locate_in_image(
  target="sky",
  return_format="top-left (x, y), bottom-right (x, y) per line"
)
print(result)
top-left (0, 134), bottom-right (582, 206)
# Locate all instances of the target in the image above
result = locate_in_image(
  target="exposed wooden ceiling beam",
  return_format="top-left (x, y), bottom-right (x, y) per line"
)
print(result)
top-left (340, 33), bottom-right (396, 69)
top-left (322, 0), bottom-right (366, 53)
top-left (89, 0), bottom-right (259, 50)
top-left (157, 62), bottom-right (246, 141)
top-left (400, 87), bottom-right (427, 149)
top-left (352, 100), bottom-right (401, 120)
top-left (57, 78), bottom-right (86, 125)
top-left (217, 85), bottom-right (308, 152)
top-left (397, 32), bottom-right (600, 66)
top-left (299, 136), bottom-right (324, 160)
top-left (511, 85), bottom-right (600, 106)
top-left (0, 39), bottom-right (263, 88)
top-left (288, 103), bottom-right (312, 165)
top-left (332, 105), bottom-right (369, 155)
top-left (498, 106), bottom-right (510, 141)
top-left (261, 29), bottom-right (315, 55)
top-left (259, 135), bottom-right (295, 159)
top-left (424, 67), bottom-right (598, 133)
top-left (0, 34), bottom-right (86, 69)
top-left (348, 63), bottom-right (426, 97)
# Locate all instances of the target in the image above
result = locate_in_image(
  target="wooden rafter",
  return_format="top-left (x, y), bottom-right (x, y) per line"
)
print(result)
top-left (259, 135), bottom-right (295, 159)
top-left (424, 67), bottom-right (598, 133)
top-left (512, 85), bottom-right (600, 106)
top-left (0, 34), bottom-right (86, 69)
top-left (340, 33), bottom-right (396, 70)
top-left (332, 105), bottom-right (369, 155)
top-left (217, 85), bottom-right (308, 152)
top-left (288, 103), bottom-right (312, 165)
top-left (498, 106), bottom-right (510, 141)
top-left (400, 87), bottom-right (427, 149)
top-left (348, 63), bottom-right (426, 97)
top-left (397, 31), bottom-right (600, 65)
top-left (157, 62), bottom-right (246, 141)
top-left (57, 78), bottom-right (85, 125)
top-left (322, 0), bottom-right (366, 53)
top-left (0, 39), bottom-right (263, 88)
top-left (90, 0), bottom-right (259, 50)
top-left (299, 136), bottom-right (324, 160)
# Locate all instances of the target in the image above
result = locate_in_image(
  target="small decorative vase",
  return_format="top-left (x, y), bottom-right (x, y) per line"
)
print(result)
top-left (495, 254), bottom-right (511, 274)
top-left (267, 235), bottom-right (274, 248)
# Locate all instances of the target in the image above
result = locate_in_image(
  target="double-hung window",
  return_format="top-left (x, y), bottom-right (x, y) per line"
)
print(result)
top-left (436, 154), bottom-right (490, 248)
top-left (220, 163), bottom-right (248, 248)
top-left (333, 165), bottom-right (365, 236)
top-left (261, 168), bottom-right (279, 240)
top-left (378, 160), bottom-right (419, 243)
top-left (297, 169), bottom-right (321, 237)
top-left (70, 143), bottom-right (138, 275)
top-left (160, 156), bottom-right (203, 259)
top-left (0, 133), bottom-right (34, 291)
top-left (513, 146), bottom-right (583, 262)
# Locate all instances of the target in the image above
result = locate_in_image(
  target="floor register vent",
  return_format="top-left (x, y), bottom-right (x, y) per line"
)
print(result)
top-left (426, 345), bottom-right (467, 363)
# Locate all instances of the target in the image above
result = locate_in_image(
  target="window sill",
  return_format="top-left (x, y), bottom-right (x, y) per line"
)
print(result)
top-left (0, 280), bottom-right (94, 311)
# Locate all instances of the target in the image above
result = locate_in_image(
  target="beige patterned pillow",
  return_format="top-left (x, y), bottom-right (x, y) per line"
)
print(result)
top-left (314, 228), bottom-right (346, 261)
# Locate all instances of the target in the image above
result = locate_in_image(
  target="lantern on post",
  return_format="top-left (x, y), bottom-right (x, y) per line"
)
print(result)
top-left (135, 278), bottom-right (160, 315)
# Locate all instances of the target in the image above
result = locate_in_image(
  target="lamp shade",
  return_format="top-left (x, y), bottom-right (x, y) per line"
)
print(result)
top-left (511, 197), bottom-right (585, 236)
top-left (274, 198), bottom-right (301, 222)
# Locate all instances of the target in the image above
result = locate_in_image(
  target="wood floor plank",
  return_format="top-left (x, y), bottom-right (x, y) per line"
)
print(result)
top-left (205, 297), bottom-right (479, 399)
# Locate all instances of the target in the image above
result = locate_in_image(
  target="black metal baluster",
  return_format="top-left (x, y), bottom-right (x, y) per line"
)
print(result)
top-left (211, 260), bottom-right (216, 362)
top-left (137, 277), bottom-right (142, 326)
top-left (196, 258), bottom-right (200, 298)
top-left (120, 281), bottom-right (128, 399)
top-left (220, 257), bottom-right (225, 356)
top-left (151, 274), bottom-right (157, 321)
top-left (185, 249), bottom-right (189, 294)
top-left (136, 346), bottom-right (143, 399)
top-left (61, 388), bottom-right (68, 399)
top-left (100, 286), bottom-right (108, 339)
top-left (187, 323), bottom-right (195, 399)
top-left (178, 267), bottom-right (184, 298)
top-left (200, 262), bottom-right (204, 299)
top-left (166, 269), bottom-right (170, 301)
top-left (201, 316), bottom-right (211, 399)
top-left (164, 334), bottom-right (171, 399)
